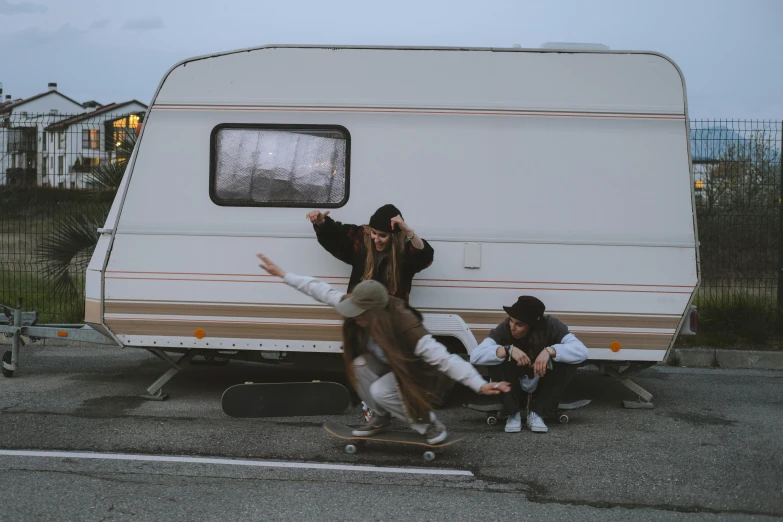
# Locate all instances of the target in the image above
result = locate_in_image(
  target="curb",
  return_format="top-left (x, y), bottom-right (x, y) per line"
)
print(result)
top-left (670, 348), bottom-right (783, 370)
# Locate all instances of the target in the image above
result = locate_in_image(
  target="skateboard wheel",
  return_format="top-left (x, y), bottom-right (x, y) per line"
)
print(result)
top-left (486, 415), bottom-right (498, 426)
top-left (423, 451), bottom-right (435, 461)
top-left (345, 444), bottom-right (357, 454)
top-left (559, 414), bottom-right (569, 424)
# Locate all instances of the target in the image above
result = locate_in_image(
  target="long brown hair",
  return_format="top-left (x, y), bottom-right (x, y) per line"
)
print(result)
top-left (341, 302), bottom-right (435, 420)
top-left (360, 227), bottom-right (406, 295)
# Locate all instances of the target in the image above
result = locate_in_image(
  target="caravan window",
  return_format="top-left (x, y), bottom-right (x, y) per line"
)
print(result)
top-left (210, 125), bottom-right (350, 207)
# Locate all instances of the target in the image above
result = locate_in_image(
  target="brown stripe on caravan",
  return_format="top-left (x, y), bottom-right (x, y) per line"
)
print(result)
top-left (564, 331), bottom-right (671, 350)
top-left (553, 314), bottom-right (679, 330)
top-left (448, 310), bottom-right (679, 330)
top-left (103, 301), bottom-right (679, 330)
top-left (471, 329), bottom-right (671, 350)
top-left (84, 299), bottom-right (101, 324)
top-left (106, 319), bottom-right (344, 341)
top-left (104, 301), bottom-right (341, 320)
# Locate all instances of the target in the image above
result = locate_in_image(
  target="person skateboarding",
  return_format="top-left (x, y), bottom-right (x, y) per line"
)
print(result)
top-left (256, 253), bottom-right (511, 444)
top-left (469, 296), bottom-right (588, 434)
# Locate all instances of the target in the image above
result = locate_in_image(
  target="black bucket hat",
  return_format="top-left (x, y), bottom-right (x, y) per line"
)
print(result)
top-left (503, 296), bottom-right (546, 328)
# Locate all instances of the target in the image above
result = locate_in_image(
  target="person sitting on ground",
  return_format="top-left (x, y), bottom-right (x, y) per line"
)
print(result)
top-left (469, 296), bottom-right (588, 434)
top-left (256, 253), bottom-right (511, 444)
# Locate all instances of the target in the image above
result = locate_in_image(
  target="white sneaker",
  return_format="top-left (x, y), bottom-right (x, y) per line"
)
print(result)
top-left (526, 411), bottom-right (548, 433)
top-left (504, 411), bottom-right (522, 433)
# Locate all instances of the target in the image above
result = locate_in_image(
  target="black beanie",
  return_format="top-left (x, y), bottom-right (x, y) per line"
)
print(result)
top-left (368, 204), bottom-right (402, 233)
top-left (503, 296), bottom-right (546, 329)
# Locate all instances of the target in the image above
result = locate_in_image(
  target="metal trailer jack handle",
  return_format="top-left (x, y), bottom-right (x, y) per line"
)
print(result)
top-left (140, 349), bottom-right (198, 401)
top-left (604, 363), bottom-right (655, 409)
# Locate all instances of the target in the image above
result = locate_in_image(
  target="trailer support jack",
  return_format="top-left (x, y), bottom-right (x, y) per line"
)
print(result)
top-left (141, 349), bottom-right (198, 401)
top-left (603, 362), bottom-right (655, 409)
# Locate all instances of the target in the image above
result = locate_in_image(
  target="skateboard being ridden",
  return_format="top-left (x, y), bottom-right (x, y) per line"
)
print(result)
top-left (323, 421), bottom-right (464, 461)
top-left (469, 296), bottom-right (589, 433)
top-left (256, 253), bottom-right (512, 444)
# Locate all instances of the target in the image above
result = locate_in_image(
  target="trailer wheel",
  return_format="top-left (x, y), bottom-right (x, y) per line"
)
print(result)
top-left (2, 351), bottom-right (13, 378)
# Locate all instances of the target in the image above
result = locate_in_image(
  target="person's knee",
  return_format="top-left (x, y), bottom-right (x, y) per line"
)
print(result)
top-left (352, 355), bottom-right (370, 378)
top-left (369, 378), bottom-right (398, 406)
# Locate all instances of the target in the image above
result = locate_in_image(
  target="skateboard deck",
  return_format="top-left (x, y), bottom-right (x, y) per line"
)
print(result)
top-left (323, 421), bottom-right (463, 461)
top-left (464, 399), bottom-right (591, 425)
top-left (221, 381), bottom-right (350, 418)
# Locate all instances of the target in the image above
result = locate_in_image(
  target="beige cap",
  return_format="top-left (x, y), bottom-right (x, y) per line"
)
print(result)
top-left (335, 280), bottom-right (389, 318)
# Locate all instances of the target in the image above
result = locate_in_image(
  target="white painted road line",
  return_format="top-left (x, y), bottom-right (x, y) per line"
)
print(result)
top-left (0, 450), bottom-right (473, 477)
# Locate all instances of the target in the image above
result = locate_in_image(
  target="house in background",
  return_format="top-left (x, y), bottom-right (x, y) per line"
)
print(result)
top-left (43, 100), bottom-right (147, 189)
top-left (0, 82), bottom-right (85, 186)
top-left (1, 82), bottom-right (146, 188)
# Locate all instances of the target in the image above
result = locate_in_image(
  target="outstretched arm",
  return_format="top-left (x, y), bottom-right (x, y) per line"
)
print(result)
top-left (413, 335), bottom-right (511, 396)
top-left (257, 253), bottom-right (345, 309)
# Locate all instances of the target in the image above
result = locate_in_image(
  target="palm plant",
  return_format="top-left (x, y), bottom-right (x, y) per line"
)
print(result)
top-left (36, 133), bottom-right (137, 296)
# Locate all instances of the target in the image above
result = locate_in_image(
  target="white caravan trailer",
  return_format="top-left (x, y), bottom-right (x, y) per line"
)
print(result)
top-left (83, 45), bottom-right (699, 403)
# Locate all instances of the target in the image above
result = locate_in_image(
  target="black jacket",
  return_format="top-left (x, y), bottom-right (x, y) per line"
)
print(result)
top-left (313, 216), bottom-right (434, 301)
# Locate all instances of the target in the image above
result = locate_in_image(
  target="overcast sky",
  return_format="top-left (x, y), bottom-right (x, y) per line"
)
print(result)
top-left (1, 0), bottom-right (781, 119)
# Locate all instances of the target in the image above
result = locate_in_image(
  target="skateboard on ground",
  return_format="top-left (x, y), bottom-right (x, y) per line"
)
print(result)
top-left (322, 420), bottom-right (464, 461)
top-left (221, 381), bottom-right (350, 418)
top-left (464, 399), bottom-right (591, 426)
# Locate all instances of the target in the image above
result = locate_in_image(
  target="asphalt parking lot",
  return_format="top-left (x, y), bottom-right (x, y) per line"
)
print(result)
top-left (0, 342), bottom-right (781, 520)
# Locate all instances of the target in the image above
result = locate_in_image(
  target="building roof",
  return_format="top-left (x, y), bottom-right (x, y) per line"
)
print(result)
top-left (0, 99), bottom-right (21, 111)
top-left (44, 100), bottom-right (148, 131)
top-left (0, 89), bottom-right (84, 114)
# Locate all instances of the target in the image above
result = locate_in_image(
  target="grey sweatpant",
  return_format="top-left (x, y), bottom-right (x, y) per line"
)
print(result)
top-left (353, 354), bottom-right (435, 435)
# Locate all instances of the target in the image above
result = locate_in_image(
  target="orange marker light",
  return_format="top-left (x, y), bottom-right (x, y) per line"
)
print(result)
top-left (610, 342), bottom-right (621, 352)
top-left (194, 328), bottom-right (205, 339)
top-left (57, 331), bottom-right (68, 337)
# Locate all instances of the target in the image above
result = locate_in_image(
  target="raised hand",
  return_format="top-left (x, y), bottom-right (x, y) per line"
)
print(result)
top-left (306, 210), bottom-right (330, 225)
top-left (389, 214), bottom-right (411, 234)
top-left (257, 253), bottom-right (286, 278)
